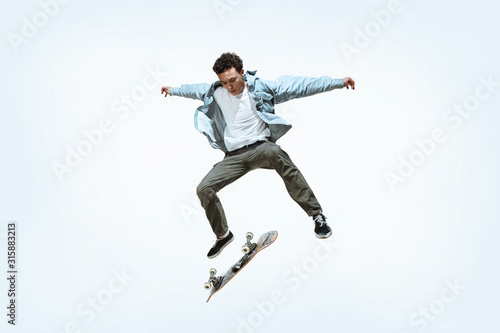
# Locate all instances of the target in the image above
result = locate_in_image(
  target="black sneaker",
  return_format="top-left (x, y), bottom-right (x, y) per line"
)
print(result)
top-left (207, 231), bottom-right (234, 259)
top-left (313, 213), bottom-right (332, 239)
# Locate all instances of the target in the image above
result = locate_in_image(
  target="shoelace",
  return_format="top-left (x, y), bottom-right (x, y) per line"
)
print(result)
top-left (314, 214), bottom-right (327, 226)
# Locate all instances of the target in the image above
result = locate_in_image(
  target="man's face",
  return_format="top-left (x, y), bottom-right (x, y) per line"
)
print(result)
top-left (216, 67), bottom-right (245, 96)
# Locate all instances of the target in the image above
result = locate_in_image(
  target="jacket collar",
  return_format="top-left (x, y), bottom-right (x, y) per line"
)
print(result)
top-left (243, 69), bottom-right (257, 80)
top-left (209, 69), bottom-right (258, 98)
top-left (243, 70), bottom-right (257, 95)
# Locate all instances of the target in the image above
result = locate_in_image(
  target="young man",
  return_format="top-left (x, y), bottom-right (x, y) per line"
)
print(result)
top-left (161, 52), bottom-right (355, 259)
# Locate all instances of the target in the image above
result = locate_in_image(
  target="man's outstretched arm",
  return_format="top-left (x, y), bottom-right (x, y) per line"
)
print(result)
top-left (265, 75), bottom-right (355, 104)
top-left (161, 83), bottom-right (211, 101)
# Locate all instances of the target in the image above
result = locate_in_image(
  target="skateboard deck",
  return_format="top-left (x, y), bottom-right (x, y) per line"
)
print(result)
top-left (204, 230), bottom-right (278, 303)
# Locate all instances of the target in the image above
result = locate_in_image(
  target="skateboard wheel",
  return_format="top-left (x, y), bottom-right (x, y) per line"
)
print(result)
top-left (209, 268), bottom-right (217, 275)
top-left (246, 232), bottom-right (254, 240)
top-left (203, 282), bottom-right (212, 290)
top-left (241, 245), bottom-right (250, 254)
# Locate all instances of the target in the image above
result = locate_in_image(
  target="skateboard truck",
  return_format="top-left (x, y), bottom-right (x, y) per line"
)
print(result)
top-left (204, 268), bottom-right (219, 290)
top-left (241, 232), bottom-right (256, 254)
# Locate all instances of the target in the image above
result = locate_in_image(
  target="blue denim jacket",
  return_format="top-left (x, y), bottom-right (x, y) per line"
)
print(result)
top-left (170, 70), bottom-right (344, 152)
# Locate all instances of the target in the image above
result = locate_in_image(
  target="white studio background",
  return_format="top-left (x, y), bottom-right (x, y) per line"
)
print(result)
top-left (1, 0), bottom-right (499, 332)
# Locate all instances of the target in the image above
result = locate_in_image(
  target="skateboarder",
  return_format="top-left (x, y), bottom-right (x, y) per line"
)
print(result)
top-left (161, 52), bottom-right (355, 259)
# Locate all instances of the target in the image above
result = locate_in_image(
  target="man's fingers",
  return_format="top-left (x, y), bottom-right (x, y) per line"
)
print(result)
top-left (161, 86), bottom-right (172, 97)
top-left (344, 77), bottom-right (354, 89)
top-left (161, 87), bottom-right (169, 97)
top-left (348, 78), bottom-right (355, 90)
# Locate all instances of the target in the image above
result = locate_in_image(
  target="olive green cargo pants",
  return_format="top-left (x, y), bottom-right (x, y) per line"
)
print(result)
top-left (196, 141), bottom-right (322, 237)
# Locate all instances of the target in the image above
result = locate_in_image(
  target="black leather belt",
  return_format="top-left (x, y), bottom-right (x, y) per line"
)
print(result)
top-left (225, 141), bottom-right (266, 157)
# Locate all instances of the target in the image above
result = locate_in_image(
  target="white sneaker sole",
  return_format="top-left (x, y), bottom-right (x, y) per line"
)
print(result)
top-left (315, 230), bottom-right (332, 239)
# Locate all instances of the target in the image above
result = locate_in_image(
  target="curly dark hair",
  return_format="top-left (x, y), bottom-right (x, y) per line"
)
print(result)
top-left (212, 52), bottom-right (243, 74)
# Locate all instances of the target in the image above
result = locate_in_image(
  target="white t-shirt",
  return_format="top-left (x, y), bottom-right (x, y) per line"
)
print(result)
top-left (213, 84), bottom-right (271, 152)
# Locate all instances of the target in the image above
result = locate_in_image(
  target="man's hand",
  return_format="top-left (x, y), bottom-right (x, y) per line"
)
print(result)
top-left (161, 86), bottom-right (172, 97)
top-left (343, 77), bottom-right (355, 90)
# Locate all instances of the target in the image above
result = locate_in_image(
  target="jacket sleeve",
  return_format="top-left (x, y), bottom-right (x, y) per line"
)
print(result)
top-left (169, 83), bottom-right (211, 101)
top-left (265, 75), bottom-right (345, 104)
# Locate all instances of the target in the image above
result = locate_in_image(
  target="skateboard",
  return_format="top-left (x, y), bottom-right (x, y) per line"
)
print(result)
top-left (204, 230), bottom-right (278, 303)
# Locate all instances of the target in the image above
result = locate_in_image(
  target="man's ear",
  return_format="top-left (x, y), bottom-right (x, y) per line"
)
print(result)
top-left (240, 68), bottom-right (244, 75)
